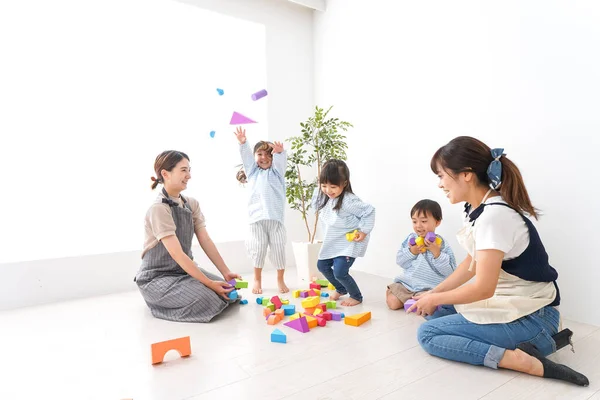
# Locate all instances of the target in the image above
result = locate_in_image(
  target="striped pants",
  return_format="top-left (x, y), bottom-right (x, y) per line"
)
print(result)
top-left (246, 220), bottom-right (286, 269)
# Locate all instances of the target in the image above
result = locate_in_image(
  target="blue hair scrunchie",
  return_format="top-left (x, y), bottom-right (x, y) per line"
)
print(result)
top-left (487, 148), bottom-right (505, 189)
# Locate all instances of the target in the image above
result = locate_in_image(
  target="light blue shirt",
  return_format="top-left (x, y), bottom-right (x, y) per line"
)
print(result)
top-left (312, 189), bottom-right (376, 259)
top-left (394, 233), bottom-right (457, 292)
top-left (239, 142), bottom-right (286, 224)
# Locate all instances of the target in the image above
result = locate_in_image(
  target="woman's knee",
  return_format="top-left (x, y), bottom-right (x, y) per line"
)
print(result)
top-left (417, 320), bottom-right (440, 351)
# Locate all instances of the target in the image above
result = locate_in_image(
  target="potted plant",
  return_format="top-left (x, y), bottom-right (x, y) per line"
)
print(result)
top-left (285, 106), bottom-right (353, 283)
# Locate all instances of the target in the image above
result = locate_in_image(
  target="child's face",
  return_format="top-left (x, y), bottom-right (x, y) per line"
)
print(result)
top-left (411, 210), bottom-right (441, 237)
top-left (320, 182), bottom-right (346, 199)
top-left (255, 149), bottom-right (273, 169)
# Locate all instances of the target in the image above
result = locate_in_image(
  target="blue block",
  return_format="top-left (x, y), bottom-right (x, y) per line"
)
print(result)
top-left (240, 299), bottom-right (248, 305)
top-left (271, 328), bottom-right (286, 344)
top-left (282, 304), bottom-right (296, 316)
top-left (228, 290), bottom-right (238, 300)
top-left (321, 293), bottom-right (329, 298)
top-left (256, 297), bottom-right (264, 305)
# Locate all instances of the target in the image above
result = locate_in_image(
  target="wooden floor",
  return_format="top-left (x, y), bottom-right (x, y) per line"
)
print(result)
top-left (1, 269), bottom-right (598, 400)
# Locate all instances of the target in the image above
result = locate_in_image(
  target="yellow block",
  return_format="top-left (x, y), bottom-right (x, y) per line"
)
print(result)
top-left (289, 312), bottom-right (302, 320)
top-left (328, 283), bottom-right (335, 290)
top-left (302, 314), bottom-right (318, 329)
top-left (415, 236), bottom-right (443, 253)
top-left (313, 308), bottom-right (323, 316)
top-left (301, 296), bottom-right (320, 309)
top-left (281, 299), bottom-right (290, 305)
top-left (313, 289), bottom-right (321, 296)
top-left (345, 229), bottom-right (358, 241)
top-left (344, 311), bottom-right (372, 327)
top-left (293, 290), bottom-right (301, 298)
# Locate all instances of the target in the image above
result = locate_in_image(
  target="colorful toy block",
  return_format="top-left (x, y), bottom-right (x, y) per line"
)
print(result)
top-left (304, 307), bottom-right (316, 315)
top-left (301, 296), bottom-right (320, 309)
top-left (240, 299), bottom-right (248, 305)
top-left (256, 297), bottom-right (264, 305)
top-left (235, 279), bottom-right (248, 289)
top-left (266, 302), bottom-right (275, 312)
top-left (271, 296), bottom-right (283, 310)
top-left (228, 290), bottom-right (238, 300)
top-left (344, 311), bottom-right (371, 327)
top-left (151, 336), bottom-right (191, 365)
top-left (321, 292), bottom-right (329, 298)
top-left (308, 290), bottom-right (317, 297)
top-left (328, 283), bottom-right (335, 290)
top-left (404, 299), bottom-right (416, 312)
top-left (271, 328), bottom-right (286, 344)
top-left (346, 229), bottom-right (358, 241)
top-left (282, 304), bottom-right (296, 315)
top-left (262, 298), bottom-right (269, 306)
top-left (267, 314), bottom-right (281, 325)
top-left (316, 316), bottom-right (327, 327)
top-left (326, 301), bottom-right (337, 309)
top-left (310, 282), bottom-right (321, 290)
top-left (263, 307), bottom-right (273, 317)
top-left (329, 310), bottom-right (342, 321)
top-left (275, 309), bottom-right (284, 318)
top-left (293, 290), bottom-right (301, 298)
top-left (303, 314), bottom-right (318, 329)
top-left (284, 316), bottom-right (310, 333)
top-left (289, 312), bottom-right (302, 320)
top-left (227, 279), bottom-right (237, 287)
top-left (300, 291), bottom-right (309, 298)
top-left (281, 299), bottom-right (290, 305)
top-left (315, 279), bottom-right (330, 287)
top-left (313, 289), bottom-right (321, 297)
top-left (321, 311), bottom-right (332, 321)
top-left (313, 308), bottom-right (323, 316)
top-left (317, 303), bottom-right (327, 312)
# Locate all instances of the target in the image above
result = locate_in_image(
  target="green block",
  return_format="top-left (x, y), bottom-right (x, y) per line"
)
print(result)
top-left (326, 301), bottom-right (337, 309)
top-left (262, 298), bottom-right (269, 306)
top-left (266, 302), bottom-right (275, 312)
top-left (316, 279), bottom-right (330, 287)
top-left (235, 279), bottom-right (248, 289)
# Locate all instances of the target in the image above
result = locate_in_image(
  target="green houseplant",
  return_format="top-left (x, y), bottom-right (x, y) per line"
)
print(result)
top-left (285, 106), bottom-right (353, 282)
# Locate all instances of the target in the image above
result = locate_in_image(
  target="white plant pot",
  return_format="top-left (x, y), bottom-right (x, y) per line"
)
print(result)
top-left (292, 241), bottom-right (324, 284)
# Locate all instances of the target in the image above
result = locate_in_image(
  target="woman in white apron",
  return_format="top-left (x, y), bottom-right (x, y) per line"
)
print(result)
top-left (135, 150), bottom-right (241, 322)
top-left (409, 137), bottom-right (589, 386)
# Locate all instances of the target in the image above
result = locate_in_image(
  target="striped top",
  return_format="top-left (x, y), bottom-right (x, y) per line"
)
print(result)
top-left (239, 142), bottom-right (286, 224)
top-left (394, 233), bottom-right (457, 292)
top-left (312, 189), bottom-right (376, 259)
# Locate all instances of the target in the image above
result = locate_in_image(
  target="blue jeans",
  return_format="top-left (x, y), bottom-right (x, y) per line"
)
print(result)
top-left (317, 256), bottom-right (362, 302)
top-left (417, 305), bottom-right (560, 369)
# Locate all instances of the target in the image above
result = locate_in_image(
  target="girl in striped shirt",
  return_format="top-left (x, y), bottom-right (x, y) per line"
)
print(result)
top-left (313, 159), bottom-right (376, 306)
top-left (386, 200), bottom-right (457, 310)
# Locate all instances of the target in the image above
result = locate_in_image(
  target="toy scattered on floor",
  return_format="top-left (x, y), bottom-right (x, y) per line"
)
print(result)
top-left (284, 316), bottom-right (310, 333)
top-left (251, 89), bottom-right (268, 101)
top-left (151, 336), bottom-right (191, 365)
top-left (230, 111), bottom-right (257, 125)
top-left (209, 130), bottom-right (216, 138)
top-left (328, 283), bottom-right (335, 290)
top-left (216, 88), bottom-right (224, 96)
top-left (282, 304), bottom-right (296, 315)
top-left (409, 232), bottom-right (442, 253)
top-left (344, 311), bottom-right (371, 327)
top-left (271, 328), bottom-right (286, 343)
top-left (315, 279), bottom-right (330, 287)
top-left (329, 310), bottom-right (343, 321)
top-left (310, 282), bottom-right (321, 290)
top-left (240, 299), bottom-right (248, 305)
top-left (321, 292), bottom-right (329, 298)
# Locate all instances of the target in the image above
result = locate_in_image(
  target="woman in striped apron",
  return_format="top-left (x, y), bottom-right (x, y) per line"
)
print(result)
top-left (135, 150), bottom-right (241, 323)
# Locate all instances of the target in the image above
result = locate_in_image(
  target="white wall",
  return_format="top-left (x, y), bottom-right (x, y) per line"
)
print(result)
top-left (314, 0), bottom-right (600, 325)
top-left (0, 0), bottom-right (314, 310)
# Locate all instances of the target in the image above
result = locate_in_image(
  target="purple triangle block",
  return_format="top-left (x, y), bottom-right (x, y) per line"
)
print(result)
top-left (230, 111), bottom-right (257, 125)
top-left (284, 316), bottom-right (310, 333)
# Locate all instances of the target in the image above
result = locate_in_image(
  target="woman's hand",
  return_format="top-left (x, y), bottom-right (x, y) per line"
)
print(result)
top-left (223, 271), bottom-right (242, 282)
top-left (207, 280), bottom-right (234, 300)
top-left (407, 292), bottom-right (439, 316)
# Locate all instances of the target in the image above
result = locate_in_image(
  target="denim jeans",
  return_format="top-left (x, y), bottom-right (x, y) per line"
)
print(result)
top-left (417, 305), bottom-right (560, 369)
top-left (317, 256), bottom-right (363, 302)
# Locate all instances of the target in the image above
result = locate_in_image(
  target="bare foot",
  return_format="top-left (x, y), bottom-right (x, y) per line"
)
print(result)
top-left (341, 298), bottom-right (361, 306)
top-left (330, 291), bottom-right (343, 301)
top-left (252, 279), bottom-right (262, 294)
top-left (278, 279), bottom-right (289, 294)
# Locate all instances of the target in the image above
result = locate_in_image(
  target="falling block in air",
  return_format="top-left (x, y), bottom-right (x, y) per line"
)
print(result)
top-left (344, 312), bottom-right (371, 327)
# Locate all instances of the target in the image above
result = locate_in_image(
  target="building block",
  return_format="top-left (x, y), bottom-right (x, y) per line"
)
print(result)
top-left (328, 283), bottom-right (335, 290)
top-left (235, 279), bottom-right (248, 289)
top-left (410, 233), bottom-right (442, 253)
top-left (266, 302), bottom-right (275, 312)
top-left (310, 283), bottom-right (321, 290)
top-left (284, 316), bottom-right (310, 333)
top-left (240, 299), bottom-right (248, 305)
top-left (321, 292), bottom-right (329, 298)
top-left (289, 312), bottom-right (302, 320)
top-left (229, 111), bottom-right (257, 125)
top-left (344, 311), bottom-right (371, 327)
top-left (316, 316), bottom-right (327, 327)
top-left (256, 297), bottom-right (264, 305)
top-left (303, 314), bottom-right (318, 329)
top-left (300, 291), bottom-right (309, 298)
top-left (404, 299), bottom-right (416, 312)
top-left (329, 310), bottom-right (342, 321)
top-left (267, 315), bottom-right (280, 325)
top-left (301, 296), bottom-right (320, 309)
top-left (262, 298), bottom-right (269, 306)
top-left (313, 289), bottom-right (321, 296)
top-left (313, 308), bottom-right (323, 316)
top-left (282, 304), bottom-right (296, 316)
top-left (263, 307), bottom-right (273, 317)
top-left (317, 303), bottom-right (327, 312)
top-left (216, 88), bottom-right (224, 96)
top-left (251, 89), bottom-right (268, 101)
top-left (326, 301), bottom-right (337, 309)
top-left (281, 299), bottom-right (290, 305)
top-left (321, 311), bottom-right (332, 321)
top-left (304, 307), bottom-right (316, 315)
top-left (341, 313), bottom-right (345, 318)
top-left (271, 296), bottom-right (283, 310)
top-left (151, 336), bottom-right (191, 365)
top-left (227, 279), bottom-right (237, 287)
top-left (275, 309), bottom-right (285, 319)
top-left (315, 279), bottom-right (329, 287)
top-left (308, 290), bottom-right (317, 297)
top-left (293, 290), bottom-right (301, 298)
top-left (271, 328), bottom-right (286, 344)
top-left (228, 290), bottom-right (238, 300)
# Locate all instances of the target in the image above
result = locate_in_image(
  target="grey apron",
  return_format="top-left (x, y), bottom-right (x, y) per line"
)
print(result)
top-left (135, 188), bottom-right (230, 322)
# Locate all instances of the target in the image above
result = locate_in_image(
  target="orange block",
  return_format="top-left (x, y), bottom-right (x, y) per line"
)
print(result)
top-left (263, 307), bottom-right (273, 317)
top-left (304, 307), bottom-right (316, 315)
top-left (151, 336), bottom-right (191, 365)
top-left (275, 309), bottom-right (285, 318)
top-left (344, 311), bottom-right (372, 327)
top-left (268, 315), bottom-right (281, 325)
top-left (303, 314), bottom-right (318, 329)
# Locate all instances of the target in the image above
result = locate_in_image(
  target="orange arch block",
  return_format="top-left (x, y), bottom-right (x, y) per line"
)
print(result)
top-left (151, 336), bottom-right (191, 365)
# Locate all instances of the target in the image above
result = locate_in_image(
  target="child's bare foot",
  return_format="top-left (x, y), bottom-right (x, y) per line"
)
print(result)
top-left (278, 280), bottom-right (289, 293)
top-left (252, 279), bottom-right (262, 294)
top-left (330, 291), bottom-right (343, 301)
top-left (341, 298), bottom-right (361, 306)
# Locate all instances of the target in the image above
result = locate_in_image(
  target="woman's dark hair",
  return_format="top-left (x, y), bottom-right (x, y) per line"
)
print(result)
top-left (235, 141), bottom-right (273, 183)
top-left (411, 199), bottom-right (443, 221)
top-left (317, 159), bottom-right (353, 212)
top-left (430, 136), bottom-right (538, 218)
top-left (151, 150), bottom-right (190, 190)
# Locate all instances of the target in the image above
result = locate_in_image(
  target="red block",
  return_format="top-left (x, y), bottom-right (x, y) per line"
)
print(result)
top-left (316, 316), bottom-right (327, 327)
top-left (317, 303), bottom-right (327, 312)
top-left (310, 283), bottom-right (321, 290)
top-left (308, 290), bottom-right (317, 297)
top-left (321, 311), bottom-right (332, 321)
top-left (271, 296), bottom-right (283, 310)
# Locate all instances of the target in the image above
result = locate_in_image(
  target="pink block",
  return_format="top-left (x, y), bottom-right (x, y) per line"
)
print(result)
top-left (309, 283), bottom-right (321, 290)
top-left (271, 296), bottom-right (283, 310)
top-left (316, 316), bottom-right (327, 327)
top-left (284, 316), bottom-right (310, 333)
top-left (321, 312), bottom-right (332, 321)
top-left (229, 111), bottom-right (257, 125)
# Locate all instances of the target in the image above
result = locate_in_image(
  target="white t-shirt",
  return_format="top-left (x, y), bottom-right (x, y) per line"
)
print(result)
top-left (471, 196), bottom-right (529, 259)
